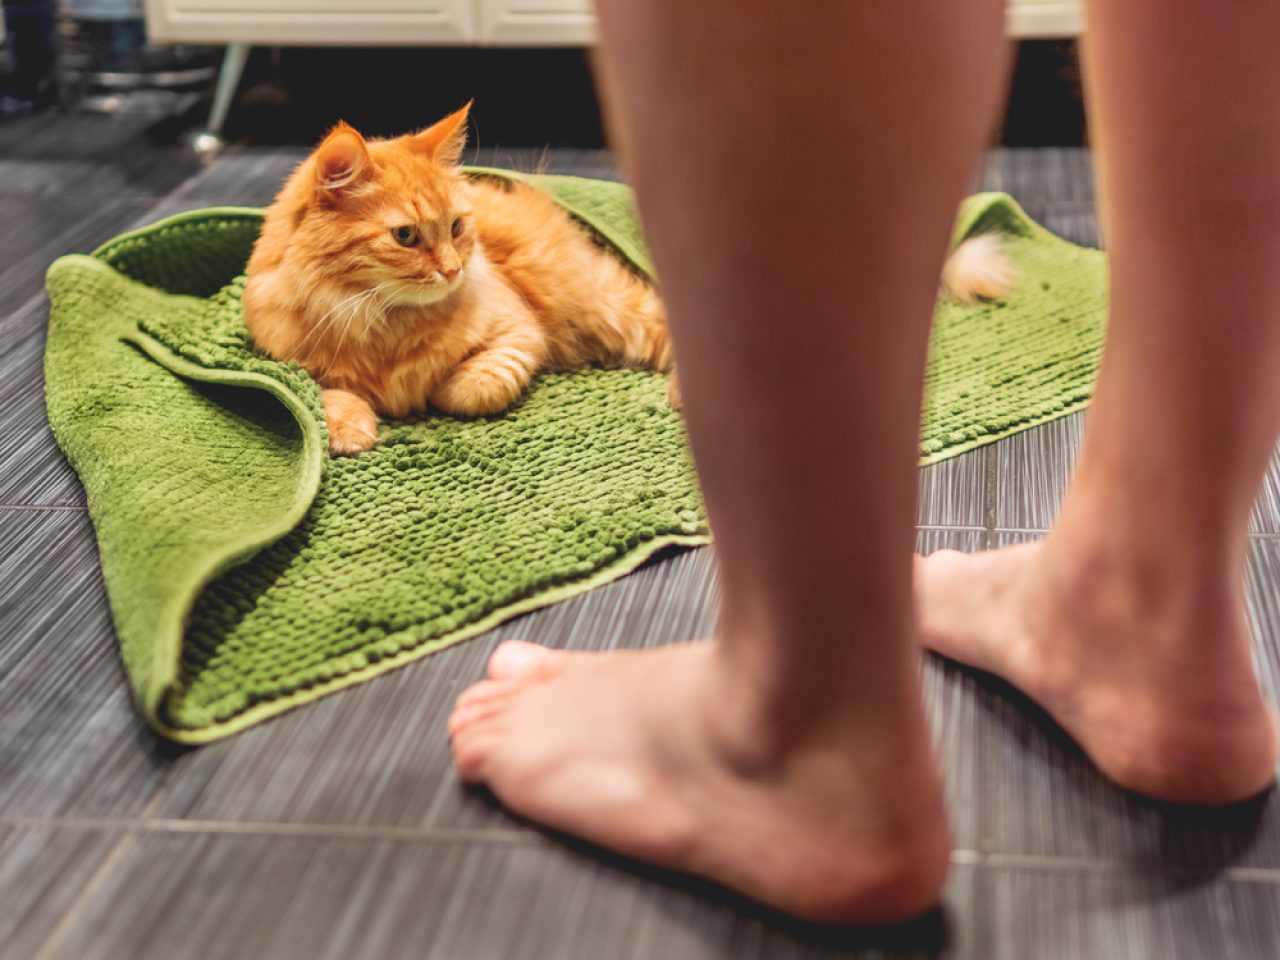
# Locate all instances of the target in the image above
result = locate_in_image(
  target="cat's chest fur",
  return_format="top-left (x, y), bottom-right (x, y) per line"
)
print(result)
top-left (320, 262), bottom-right (511, 417)
top-left (324, 305), bottom-right (485, 417)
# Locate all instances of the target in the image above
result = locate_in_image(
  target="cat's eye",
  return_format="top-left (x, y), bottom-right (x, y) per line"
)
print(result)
top-left (391, 225), bottom-right (420, 247)
top-left (451, 217), bottom-right (464, 238)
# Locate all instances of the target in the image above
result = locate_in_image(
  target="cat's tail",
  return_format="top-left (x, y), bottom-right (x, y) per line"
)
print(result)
top-left (940, 234), bottom-right (1016, 303)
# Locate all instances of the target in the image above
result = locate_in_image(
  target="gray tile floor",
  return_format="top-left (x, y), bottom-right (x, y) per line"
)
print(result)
top-left (4, 115), bottom-right (1280, 958)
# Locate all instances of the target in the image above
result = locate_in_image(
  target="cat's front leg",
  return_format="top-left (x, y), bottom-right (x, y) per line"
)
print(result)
top-left (431, 332), bottom-right (546, 417)
top-left (323, 388), bottom-right (379, 455)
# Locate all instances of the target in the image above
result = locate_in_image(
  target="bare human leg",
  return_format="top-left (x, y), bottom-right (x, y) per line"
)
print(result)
top-left (918, 0), bottom-right (1280, 804)
top-left (448, 0), bottom-right (1008, 922)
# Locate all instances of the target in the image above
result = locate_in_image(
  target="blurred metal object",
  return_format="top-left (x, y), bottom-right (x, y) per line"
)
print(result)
top-left (59, 0), bottom-right (216, 116)
top-left (184, 126), bottom-right (224, 160)
top-left (181, 41), bottom-right (247, 157)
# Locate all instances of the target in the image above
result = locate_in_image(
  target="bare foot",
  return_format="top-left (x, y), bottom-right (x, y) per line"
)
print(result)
top-left (916, 539), bottom-right (1279, 804)
top-left (449, 639), bottom-right (952, 924)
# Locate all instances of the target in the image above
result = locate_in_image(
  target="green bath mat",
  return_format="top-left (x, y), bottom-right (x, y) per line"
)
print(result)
top-left (44, 172), bottom-right (1106, 743)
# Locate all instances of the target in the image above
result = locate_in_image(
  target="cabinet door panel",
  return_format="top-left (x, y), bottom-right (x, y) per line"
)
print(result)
top-left (478, 0), bottom-right (596, 45)
top-left (145, 0), bottom-right (476, 44)
top-left (146, 0), bottom-right (1082, 50)
top-left (1008, 0), bottom-right (1083, 37)
top-left (475, 0), bottom-right (1081, 45)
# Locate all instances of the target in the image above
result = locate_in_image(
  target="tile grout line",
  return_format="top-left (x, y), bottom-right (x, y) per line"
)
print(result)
top-left (53, 812), bottom-right (1280, 881)
top-left (2, 813), bottom-right (542, 844)
top-left (0, 815), bottom-right (1000, 873)
top-left (984, 851), bottom-right (1280, 884)
top-left (32, 811), bottom-right (1181, 886)
top-left (990, 527), bottom-right (1280, 540)
top-left (27, 792), bottom-right (169, 960)
top-left (29, 830), bottom-right (138, 960)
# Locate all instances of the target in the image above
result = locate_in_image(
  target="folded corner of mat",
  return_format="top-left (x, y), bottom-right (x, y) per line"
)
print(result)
top-left (42, 178), bottom-right (1105, 743)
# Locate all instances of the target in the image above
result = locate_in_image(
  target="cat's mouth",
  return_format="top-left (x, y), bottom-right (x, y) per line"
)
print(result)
top-left (389, 274), bottom-right (462, 306)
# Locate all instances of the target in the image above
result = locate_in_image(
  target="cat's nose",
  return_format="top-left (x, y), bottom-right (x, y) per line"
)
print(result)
top-left (441, 268), bottom-right (460, 283)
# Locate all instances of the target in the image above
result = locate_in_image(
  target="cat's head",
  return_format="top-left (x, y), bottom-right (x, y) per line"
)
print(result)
top-left (274, 104), bottom-right (477, 309)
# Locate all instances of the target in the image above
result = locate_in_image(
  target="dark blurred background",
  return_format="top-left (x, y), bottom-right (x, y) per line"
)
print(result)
top-left (0, 2), bottom-right (1085, 149)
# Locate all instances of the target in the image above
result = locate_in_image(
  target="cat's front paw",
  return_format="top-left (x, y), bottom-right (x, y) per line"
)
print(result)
top-left (323, 388), bottom-right (379, 456)
top-left (431, 367), bottom-right (524, 417)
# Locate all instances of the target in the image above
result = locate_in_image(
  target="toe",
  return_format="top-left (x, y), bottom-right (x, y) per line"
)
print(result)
top-left (455, 679), bottom-right (515, 711)
top-left (915, 548), bottom-right (965, 581)
top-left (913, 549), bottom-right (962, 604)
top-left (487, 640), bottom-right (565, 681)
top-left (451, 725), bottom-right (499, 784)
top-left (447, 698), bottom-right (508, 737)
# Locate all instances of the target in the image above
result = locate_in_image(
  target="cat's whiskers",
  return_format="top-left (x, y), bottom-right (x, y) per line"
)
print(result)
top-left (318, 284), bottom-right (386, 376)
top-left (364, 282), bottom-right (395, 337)
top-left (294, 284), bottom-right (378, 359)
top-left (335, 282), bottom-right (391, 358)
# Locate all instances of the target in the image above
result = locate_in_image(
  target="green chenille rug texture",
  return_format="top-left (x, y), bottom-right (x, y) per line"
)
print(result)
top-left (44, 170), bottom-right (1106, 742)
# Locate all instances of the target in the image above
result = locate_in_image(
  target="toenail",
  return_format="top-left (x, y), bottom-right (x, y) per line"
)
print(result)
top-left (489, 641), bottom-right (549, 678)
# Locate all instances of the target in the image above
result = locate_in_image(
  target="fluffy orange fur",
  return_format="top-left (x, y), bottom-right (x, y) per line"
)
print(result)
top-left (245, 104), bottom-right (1011, 456)
top-left (244, 103), bottom-right (672, 455)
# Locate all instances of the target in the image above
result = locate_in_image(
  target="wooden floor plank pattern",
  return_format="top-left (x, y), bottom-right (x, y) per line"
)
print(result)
top-left (4, 126), bottom-right (1280, 958)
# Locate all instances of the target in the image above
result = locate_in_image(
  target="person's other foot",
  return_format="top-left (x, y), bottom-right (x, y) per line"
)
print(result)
top-left (916, 536), bottom-right (1279, 805)
top-left (449, 639), bottom-right (952, 924)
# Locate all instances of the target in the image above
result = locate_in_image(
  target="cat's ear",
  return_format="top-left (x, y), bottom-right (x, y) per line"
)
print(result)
top-left (314, 122), bottom-right (371, 192)
top-left (410, 101), bottom-right (472, 166)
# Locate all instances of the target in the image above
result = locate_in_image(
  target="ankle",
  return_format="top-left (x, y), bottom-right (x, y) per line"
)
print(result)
top-left (1018, 519), bottom-right (1272, 731)
top-left (1045, 495), bottom-right (1246, 633)
top-left (701, 635), bottom-right (933, 772)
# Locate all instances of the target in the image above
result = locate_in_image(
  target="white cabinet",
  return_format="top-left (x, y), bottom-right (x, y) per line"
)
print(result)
top-left (1008, 0), bottom-right (1083, 38)
top-left (154, 0), bottom-right (1084, 148)
top-left (478, 0), bottom-right (595, 45)
top-left (474, 0), bottom-right (1084, 44)
top-left (144, 0), bottom-right (475, 45)
top-left (146, 0), bottom-right (1083, 47)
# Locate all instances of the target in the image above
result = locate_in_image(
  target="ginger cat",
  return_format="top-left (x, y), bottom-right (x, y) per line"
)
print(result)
top-left (244, 103), bottom-right (1011, 456)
